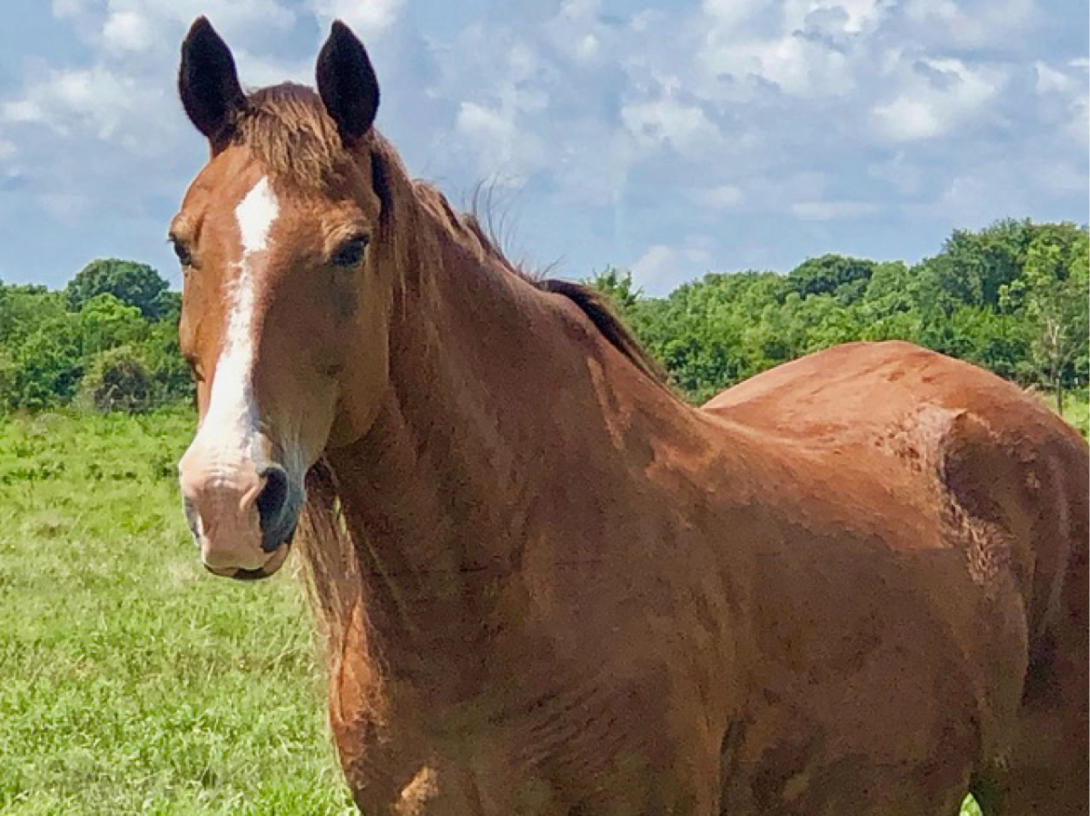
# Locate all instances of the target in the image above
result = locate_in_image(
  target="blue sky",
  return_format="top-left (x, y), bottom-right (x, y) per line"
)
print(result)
top-left (0, 0), bottom-right (1086, 295)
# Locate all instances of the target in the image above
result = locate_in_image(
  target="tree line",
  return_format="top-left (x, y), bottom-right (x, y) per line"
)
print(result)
top-left (0, 218), bottom-right (1086, 418)
top-left (590, 218), bottom-right (1088, 414)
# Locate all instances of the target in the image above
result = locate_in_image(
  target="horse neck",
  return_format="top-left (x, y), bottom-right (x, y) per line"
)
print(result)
top-left (320, 186), bottom-right (695, 685)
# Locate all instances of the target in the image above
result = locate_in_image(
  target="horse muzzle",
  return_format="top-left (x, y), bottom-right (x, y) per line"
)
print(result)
top-left (179, 451), bottom-right (303, 580)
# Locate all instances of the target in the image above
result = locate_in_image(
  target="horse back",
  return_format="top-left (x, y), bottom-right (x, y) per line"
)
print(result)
top-left (704, 340), bottom-right (1088, 692)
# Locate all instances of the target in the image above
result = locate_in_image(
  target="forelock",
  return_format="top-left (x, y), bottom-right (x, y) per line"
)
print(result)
top-left (234, 84), bottom-right (351, 192)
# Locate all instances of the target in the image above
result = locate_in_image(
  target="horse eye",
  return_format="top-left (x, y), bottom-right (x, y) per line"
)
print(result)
top-left (171, 238), bottom-right (193, 267)
top-left (331, 236), bottom-right (369, 267)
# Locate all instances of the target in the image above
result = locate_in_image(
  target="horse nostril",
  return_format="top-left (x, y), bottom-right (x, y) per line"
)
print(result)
top-left (256, 465), bottom-right (289, 538)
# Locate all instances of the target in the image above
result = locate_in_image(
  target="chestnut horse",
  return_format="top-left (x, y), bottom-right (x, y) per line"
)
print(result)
top-left (172, 18), bottom-right (1088, 815)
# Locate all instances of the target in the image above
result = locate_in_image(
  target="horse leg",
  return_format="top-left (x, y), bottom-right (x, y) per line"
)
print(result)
top-left (978, 583), bottom-right (1089, 815)
top-left (1000, 671), bottom-right (1088, 814)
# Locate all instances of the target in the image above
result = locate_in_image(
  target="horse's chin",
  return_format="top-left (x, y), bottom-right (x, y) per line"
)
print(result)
top-left (202, 540), bottom-right (292, 581)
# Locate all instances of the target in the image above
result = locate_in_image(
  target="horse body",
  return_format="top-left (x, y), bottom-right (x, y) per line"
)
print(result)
top-left (171, 19), bottom-right (1088, 814)
top-left (706, 342), bottom-right (1089, 814)
top-left (312, 214), bottom-right (1060, 813)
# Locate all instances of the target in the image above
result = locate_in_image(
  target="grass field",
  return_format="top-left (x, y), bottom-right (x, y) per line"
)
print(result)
top-left (4, 399), bottom-right (1085, 813)
top-left (0, 409), bottom-right (354, 814)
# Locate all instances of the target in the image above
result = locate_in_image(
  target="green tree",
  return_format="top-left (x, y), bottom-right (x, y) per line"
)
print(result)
top-left (0, 283), bottom-right (67, 347)
top-left (79, 345), bottom-right (153, 414)
top-left (65, 259), bottom-right (169, 320)
top-left (787, 254), bottom-right (875, 304)
top-left (1001, 224), bottom-right (1089, 414)
top-left (927, 219), bottom-right (1035, 312)
top-left (585, 267), bottom-right (643, 316)
top-left (79, 293), bottom-right (147, 356)
top-left (9, 316), bottom-right (83, 411)
top-left (144, 318), bottom-right (194, 405)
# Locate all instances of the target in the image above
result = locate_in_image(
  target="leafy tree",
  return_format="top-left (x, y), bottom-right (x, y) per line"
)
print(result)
top-left (0, 283), bottom-right (67, 348)
top-left (0, 348), bottom-right (15, 407)
top-left (787, 254), bottom-right (875, 304)
top-left (9, 316), bottom-right (83, 411)
top-left (151, 290), bottom-right (183, 325)
top-left (65, 259), bottom-right (169, 320)
top-left (79, 293), bottom-right (147, 356)
top-left (585, 267), bottom-right (642, 316)
top-left (144, 318), bottom-right (194, 405)
top-left (927, 219), bottom-right (1035, 312)
top-left (1001, 224), bottom-right (1089, 413)
top-left (80, 345), bottom-right (153, 414)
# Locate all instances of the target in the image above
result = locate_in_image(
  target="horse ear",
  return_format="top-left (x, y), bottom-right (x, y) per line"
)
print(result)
top-left (316, 21), bottom-right (380, 147)
top-left (178, 17), bottom-right (245, 151)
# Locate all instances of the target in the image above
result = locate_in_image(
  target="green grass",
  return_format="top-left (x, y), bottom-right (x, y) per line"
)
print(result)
top-left (0, 409), bottom-right (353, 814)
top-left (4, 407), bottom-right (1075, 814)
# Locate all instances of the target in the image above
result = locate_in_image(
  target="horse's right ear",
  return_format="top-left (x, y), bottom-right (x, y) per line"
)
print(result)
top-left (178, 17), bottom-right (245, 151)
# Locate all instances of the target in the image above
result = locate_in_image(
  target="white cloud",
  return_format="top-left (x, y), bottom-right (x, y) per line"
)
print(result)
top-left (872, 58), bottom-right (1006, 142)
top-left (631, 244), bottom-right (680, 292)
top-left (1035, 61), bottom-right (1075, 95)
top-left (101, 9), bottom-right (156, 52)
top-left (783, 0), bottom-right (889, 35)
top-left (1032, 157), bottom-right (1089, 196)
top-left (38, 192), bottom-right (92, 224)
top-left (549, 0), bottom-right (603, 62)
top-left (621, 96), bottom-right (721, 156)
top-left (696, 28), bottom-right (855, 99)
top-left (930, 173), bottom-right (1017, 224)
top-left (309, 0), bottom-right (404, 36)
top-left (52, 0), bottom-right (92, 17)
top-left (701, 0), bottom-right (763, 30)
top-left (231, 50), bottom-right (310, 88)
top-left (630, 242), bottom-right (713, 294)
top-left (3, 65), bottom-right (165, 146)
top-left (1067, 97), bottom-right (1088, 148)
top-left (55, 0), bottom-right (295, 57)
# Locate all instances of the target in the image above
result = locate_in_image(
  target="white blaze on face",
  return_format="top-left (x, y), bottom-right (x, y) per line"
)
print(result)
top-left (185, 177), bottom-right (280, 487)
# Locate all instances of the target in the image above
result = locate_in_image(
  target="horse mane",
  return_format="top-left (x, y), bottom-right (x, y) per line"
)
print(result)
top-left (434, 193), bottom-right (671, 392)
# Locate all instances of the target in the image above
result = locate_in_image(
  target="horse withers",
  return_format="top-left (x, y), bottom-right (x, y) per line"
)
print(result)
top-left (171, 17), bottom-right (1088, 815)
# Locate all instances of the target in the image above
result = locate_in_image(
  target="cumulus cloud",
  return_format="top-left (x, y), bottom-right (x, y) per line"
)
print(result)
top-left (309, 0), bottom-right (405, 36)
top-left (621, 96), bottom-right (722, 157)
top-left (871, 58), bottom-right (1007, 142)
top-left (631, 242), bottom-right (713, 294)
top-left (2, 64), bottom-right (166, 148)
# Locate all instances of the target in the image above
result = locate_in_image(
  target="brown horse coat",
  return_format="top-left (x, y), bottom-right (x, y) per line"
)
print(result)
top-left (171, 19), bottom-right (1089, 815)
top-left (705, 341), bottom-right (1088, 814)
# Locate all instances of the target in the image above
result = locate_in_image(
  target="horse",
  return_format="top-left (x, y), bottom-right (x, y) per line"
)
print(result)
top-left (172, 17), bottom-right (1088, 815)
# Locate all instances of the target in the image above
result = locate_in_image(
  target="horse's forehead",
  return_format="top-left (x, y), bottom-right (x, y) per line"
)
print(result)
top-left (184, 149), bottom-right (265, 208)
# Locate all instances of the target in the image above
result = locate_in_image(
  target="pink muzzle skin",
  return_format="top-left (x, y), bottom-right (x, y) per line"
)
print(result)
top-left (178, 445), bottom-right (300, 580)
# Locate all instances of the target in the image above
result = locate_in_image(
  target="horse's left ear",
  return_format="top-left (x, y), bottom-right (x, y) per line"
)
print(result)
top-left (316, 21), bottom-right (380, 147)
